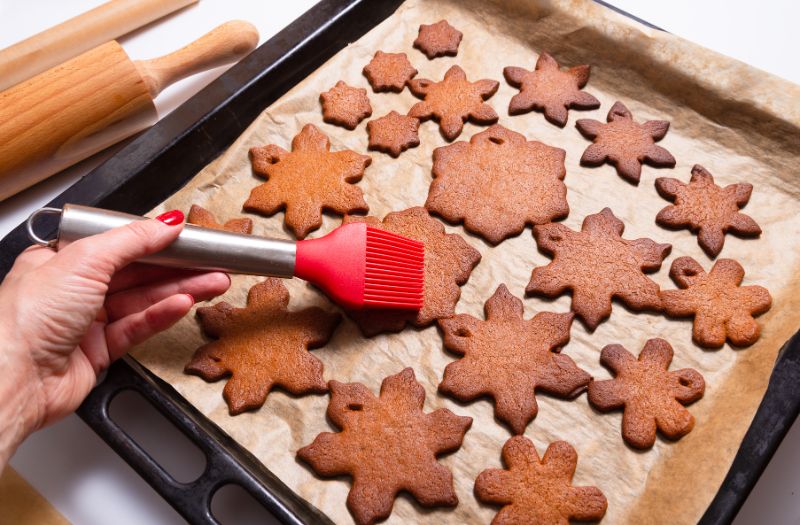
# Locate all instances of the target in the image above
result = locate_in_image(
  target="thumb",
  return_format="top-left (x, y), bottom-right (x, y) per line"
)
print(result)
top-left (53, 211), bottom-right (185, 282)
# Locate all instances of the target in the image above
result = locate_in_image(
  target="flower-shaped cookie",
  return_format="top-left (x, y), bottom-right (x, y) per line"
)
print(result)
top-left (184, 279), bottom-right (341, 415)
top-left (661, 256), bottom-right (772, 348)
top-left (408, 65), bottom-right (499, 141)
top-left (655, 165), bottom-right (761, 257)
top-left (245, 124), bottom-right (371, 238)
top-left (588, 338), bottom-right (705, 449)
top-left (527, 208), bottom-right (671, 330)
top-left (503, 52), bottom-right (600, 126)
top-left (576, 101), bottom-right (676, 184)
top-left (426, 124), bottom-right (568, 244)
top-left (475, 436), bottom-right (607, 524)
top-left (298, 368), bottom-right (472, 525)
top-left (439, 285), bottom-right (590, 434)
top-left (366, 111), bottom-right (420, 157)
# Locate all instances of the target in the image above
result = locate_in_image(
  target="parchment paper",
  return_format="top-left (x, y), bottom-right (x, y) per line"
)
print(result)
top-left (133, 0), bottom-right (800, 523)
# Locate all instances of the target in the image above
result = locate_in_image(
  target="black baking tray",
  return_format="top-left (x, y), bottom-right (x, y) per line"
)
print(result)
top-left (1, 1), bottom-right (797, 523)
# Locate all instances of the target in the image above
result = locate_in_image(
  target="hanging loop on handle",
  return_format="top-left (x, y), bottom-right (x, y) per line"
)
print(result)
top-left (25, 207), bottom-right (62, 248)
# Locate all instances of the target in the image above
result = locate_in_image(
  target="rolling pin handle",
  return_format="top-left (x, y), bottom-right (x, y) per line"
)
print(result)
top-left (26, 207), bottom-right (62, 248)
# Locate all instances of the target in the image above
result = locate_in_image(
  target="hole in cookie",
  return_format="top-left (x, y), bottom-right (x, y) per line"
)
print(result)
top-left (684, 269), bottom-right (697, 277)
top-left (455, 328), bottom-right (471, 337)
top-left (549, 234), bottom-right (562, 242)
top-left (347, 403), bottom-right (364, 411)
top-left (489, 136), bottom-right (504, 145)
top-left (679, 377), bottom-right (692, 387)
top-left (211, 356), bottom-right (222, 362)
top-left (267, 156), bottom-right (279, 164)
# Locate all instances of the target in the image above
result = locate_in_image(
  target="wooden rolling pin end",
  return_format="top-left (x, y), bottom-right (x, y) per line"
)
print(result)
top-left (135, 20), bottom-right (259, 97)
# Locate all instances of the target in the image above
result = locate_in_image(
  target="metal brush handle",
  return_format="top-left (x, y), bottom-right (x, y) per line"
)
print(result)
top-left (26, 204), bottom-right (296, 277)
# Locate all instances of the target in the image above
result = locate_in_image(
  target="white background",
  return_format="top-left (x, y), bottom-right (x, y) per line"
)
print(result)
top-left (1, 1), bottom-right (798, 523)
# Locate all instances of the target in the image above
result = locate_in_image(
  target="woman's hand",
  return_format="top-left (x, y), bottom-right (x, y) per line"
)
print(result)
top-left (0, 211), bottom-right (230, 465)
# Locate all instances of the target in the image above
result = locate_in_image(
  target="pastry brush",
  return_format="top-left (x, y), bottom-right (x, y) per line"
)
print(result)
top-left (26, 204), bottom-right (424, 310)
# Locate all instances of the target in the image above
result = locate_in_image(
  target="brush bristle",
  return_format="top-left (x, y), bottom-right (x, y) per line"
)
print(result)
top-left (364, 226), bottom-right (424, 309)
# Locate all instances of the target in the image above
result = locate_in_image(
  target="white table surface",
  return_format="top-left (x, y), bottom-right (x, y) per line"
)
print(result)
top-left (1, 1), bottom-right (798, 523)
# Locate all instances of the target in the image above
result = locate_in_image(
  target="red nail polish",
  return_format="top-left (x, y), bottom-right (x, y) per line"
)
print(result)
top-left (155, 210), bottom-right (184, 226)
top-left (184, 293), bottom-right (195, 305)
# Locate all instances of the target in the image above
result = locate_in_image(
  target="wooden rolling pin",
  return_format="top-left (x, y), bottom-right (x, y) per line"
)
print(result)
top-left (0, 20), bottom-right (259, 202)
top-left (0, 0), bottom-right (199, 92)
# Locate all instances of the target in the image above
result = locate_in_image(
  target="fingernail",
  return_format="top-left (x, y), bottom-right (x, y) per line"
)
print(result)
top-left (184, 293), bottom-right (195, 306)
top-left (155, 210), bottom-right (184, 226)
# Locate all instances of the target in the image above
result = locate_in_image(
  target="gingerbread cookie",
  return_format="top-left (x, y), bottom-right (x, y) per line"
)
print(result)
top-left (362, 51), bottom-right (418, 92)
top-left (343, 207), bottom-right (481, 337)
top-left (526, 208), bottom-right (671, 330)
top-left (426, 124), bottom-right (568, 244)
top-left (298, 368), bottom-right (472, 525)
top-left (655, 165), bottom-right (761, 257)
top-left (439, 285), bottom-right (590, 435)
top-left (575, 101), bottom-right (676, 184)
top-left (503, 52), bottom-right (600, 127)
top-left (475, 436), bottom-right (607, 525)
top-left (184, 279), bottom-right (340, 415)
top-left (661, 257), bottom-right (772, 348)
top-left (587, 338), bottom-right (705, 449)
top-left (320, 81), bottom-right (372, 130)
top-left (408, 65), bottom-right (499, 141)
top-left (413, 20), bottom-right (462, 59)
top-left (245, 124), bottom-right (371, 238)
top-left (366, 111), bottom-right (420, 157)
top-left (187, 204), bottom-right (253, 234)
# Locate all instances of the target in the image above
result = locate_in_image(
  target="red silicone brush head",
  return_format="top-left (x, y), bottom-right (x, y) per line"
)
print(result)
top-left (294, 222), bottom-right (424, 310)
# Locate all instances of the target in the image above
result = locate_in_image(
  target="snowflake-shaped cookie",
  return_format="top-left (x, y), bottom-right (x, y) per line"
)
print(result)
top-left (413, 20), bottom-right (462, 59)
top-left (426, 124), bottom-right (569, 244)
top-left (184, 279), bottom-right (341, 415)
top-left (439, 285), bottom-right (590, 434)
top-left (526, 208), bottom-right (671, 330)
top-left (245, 124), bottom-right (371, 238)
top-left (576, 101), bottom-right (676, 184)
top-left (362, 51), bottom-right (418, 92)
top-left (408, 65), bottom-right (499, 141)
top-left (655, 164), bottom-right (761, 257)
top-left (298, 368), bottom-right (472, 525)
top-left (503, 52), bottom-right (600, 127)
top-left (366, 111), bottom-right (420, 157)
top-left (320, 81), bottom-right (372, 130)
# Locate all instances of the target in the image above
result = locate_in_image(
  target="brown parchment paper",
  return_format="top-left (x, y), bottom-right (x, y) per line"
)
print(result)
top-left (132, 0), bottom-right (800, 523)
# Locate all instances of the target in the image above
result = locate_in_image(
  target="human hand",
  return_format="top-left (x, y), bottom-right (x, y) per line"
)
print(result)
top-left (0, 210), bottom-right (230, 464)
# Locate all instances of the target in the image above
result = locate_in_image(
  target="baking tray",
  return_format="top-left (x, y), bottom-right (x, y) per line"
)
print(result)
top-left (1, 0), bottom-right (798, 523)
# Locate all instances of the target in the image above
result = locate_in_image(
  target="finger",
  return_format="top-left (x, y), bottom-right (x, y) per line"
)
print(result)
top-left (105, 271), bottom-right (230, 320)
top-left (108, 264), bottom-right (213, 294)
top-left (53, 215), bottom-right (184, 284)
top-left (105, 294), bottom-right (195, 361)
top-left (6, 245), bottom-right (57, 276)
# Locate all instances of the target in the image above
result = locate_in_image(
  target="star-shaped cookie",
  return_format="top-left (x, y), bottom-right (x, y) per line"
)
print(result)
top-left (655, 164), bottom-right (761, 257)
top-left (587, 338), bottom-right (705, 449)
top-left (187, 204), bottom-right (252, 234)
top-left (475, 436), bottom-right (607, 525)
top-left (184, 279), bottom-right (341, 415)
top-left (343, 207), bottom-right (481, 336)
top-left (320, 81), bottom-right (372, 130)
top-left (526, 208), bottom-right (671, 330)
top-left (426, 124), bottom-right (569, 244)
top-left (245, 124), bottom-right (371, 238)
top-left (576, 101), bottom-right (676, 184)
top-left (408, 65), bottom-right (499, 141)
top-left (439, 285), bottom-right (590, 435)
top-left (503, 52), bottom-right (600, 127)
top-left (362, 51), bottom-right (418, 92)
top-left (366, 111), bottom-right (420, 157)
top-left (661, 256), bottom-right (772, 348)
top-left (413, 20), bottom-right (462, 59)
top-left (298, 368), bottom-right (472, 525)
